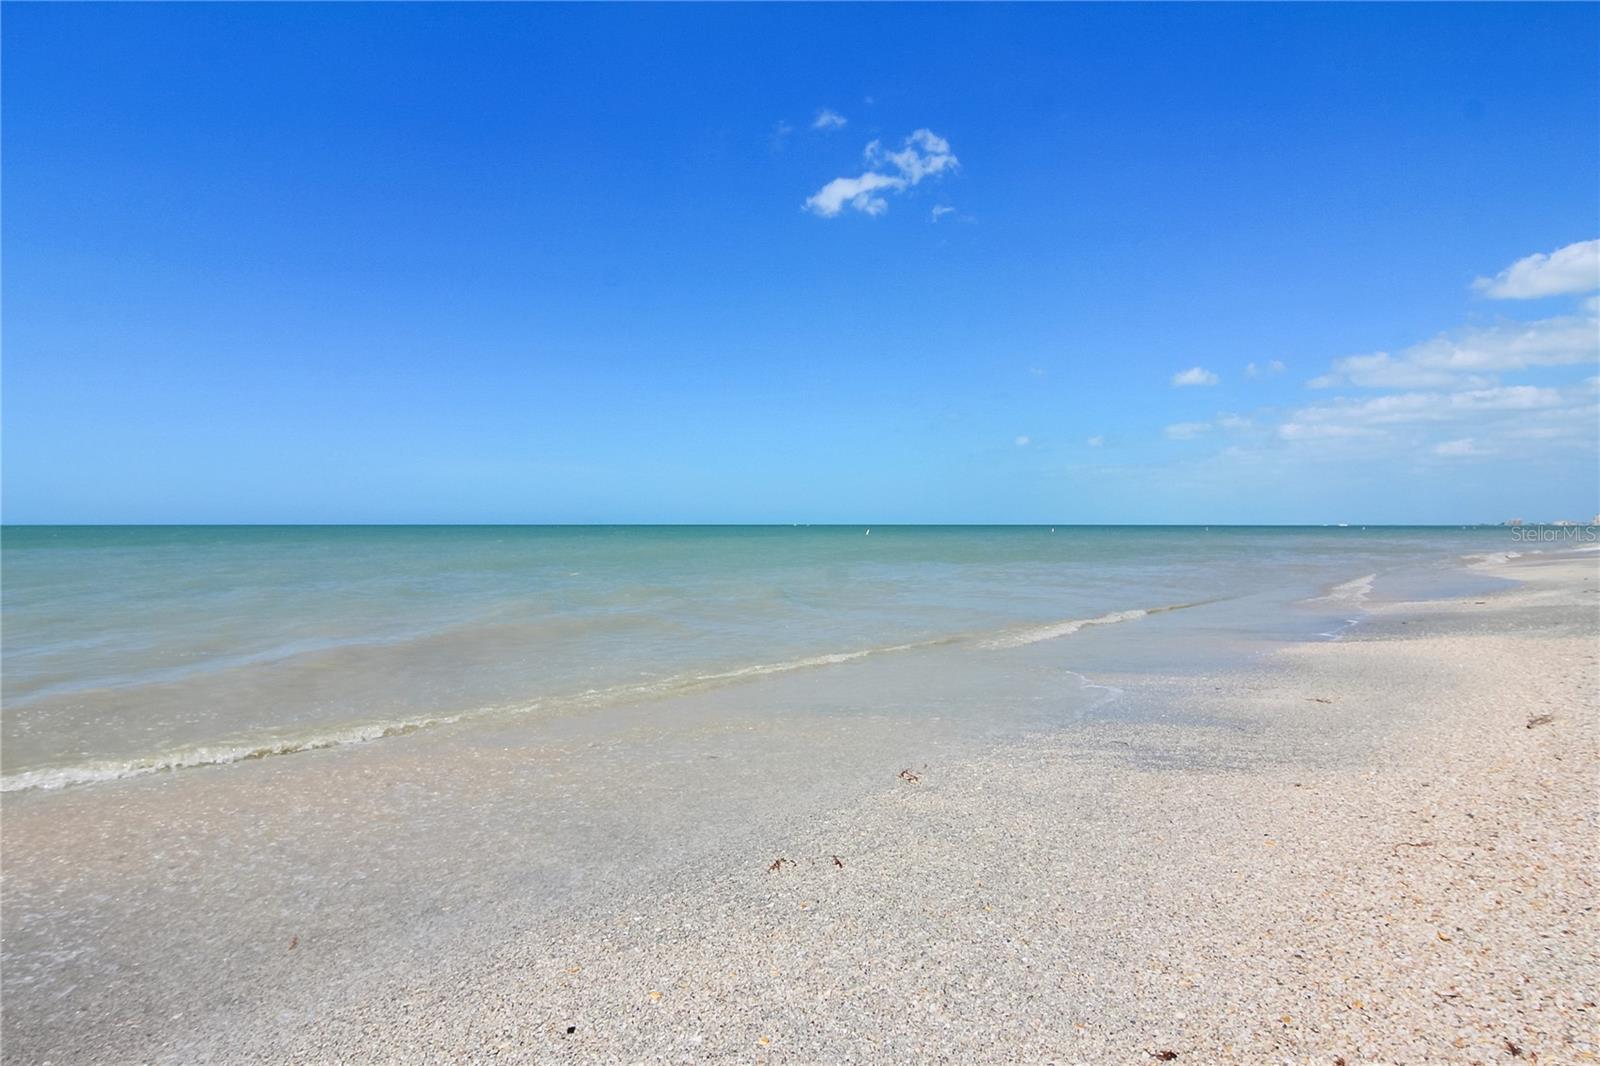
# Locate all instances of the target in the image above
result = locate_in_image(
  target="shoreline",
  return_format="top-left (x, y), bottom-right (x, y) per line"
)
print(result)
top-left (0, 526), bottom-right (1537, 796)
top-left (233, 551), bottom-right (1600, 1062)
top-left (2, 550), bottom-right (1596, 1062)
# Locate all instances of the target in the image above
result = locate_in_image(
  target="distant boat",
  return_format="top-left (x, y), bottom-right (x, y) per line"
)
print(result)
top-left (1337, 523), bottom-right (1349, 527)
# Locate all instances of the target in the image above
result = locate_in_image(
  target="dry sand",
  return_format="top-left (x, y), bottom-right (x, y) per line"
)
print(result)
top-left (6, 551), bottom-right (1598, 1063)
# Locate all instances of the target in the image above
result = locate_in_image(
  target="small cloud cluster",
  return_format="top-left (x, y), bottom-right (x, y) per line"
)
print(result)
top-left (1432, 438), bottom-right (1484, 458)
top-left (812, 109), bottom-right (848, 131)
top-left (1267, 377), bottom-right (1593, 451)
top-left (1149, 238), bottom-right (1600, 474)
top-left (1307, 311), bottom-right (1598, 390)
top-left (1472, 238), bottom-right (1599, 300)
top-left (804, 129), bottom-right (959, 218)
top-left (1306, 241), bottom-right (1597, 395)
top-left (1165, 412), bottom-right (1253, 440)
top-left (1171, 366), bottom-right (1219, 388)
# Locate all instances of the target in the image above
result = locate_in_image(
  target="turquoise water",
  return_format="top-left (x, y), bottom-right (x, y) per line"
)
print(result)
top-left (0, 525), bottom-right (1520, 789)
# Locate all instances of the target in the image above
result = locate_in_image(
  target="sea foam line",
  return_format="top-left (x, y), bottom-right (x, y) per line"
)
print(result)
top-left (0, 713), bottom-right (465, 794)
top-left (0, 640), bottom-right (954, 793)
top-left (978, 609), bottom-right (1150, 650)
top-left (1309, 573), bottom-right (1376, 608)
top-left (689, 639), bottom-right (952, 684)
top-left (2, 604), bottom-right (1192, 793)
top-left (1465, 550), bottom-right (1524, 567)
top-left (976, 601), bottom-right (1206, 650)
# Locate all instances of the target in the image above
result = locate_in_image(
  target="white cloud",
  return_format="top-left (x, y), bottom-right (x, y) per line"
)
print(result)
top-left (1086, 435), bottom-right (1104, 447)
top-left (931, 205), bottom-right (955, 222)
top-left (1277, 382), bottom-right (1595, 450)
top-left (1308, 311), bottom-right (1598, 390)
top-left (1163, 412), bottom-right (1255, 441)
top-left (1014, 435), bottom-right (1031, 447)
top-left (1432, 438), bottom-right (1485, 457)
top-left (1472, 238), bottom-right (1600, 299)
top-left (1171, 367), bottom-right (1219, 387)
top-left (867, 129), bottom-right (957, 182)
top-left (1276, 421), bottom-right (1383, 442)
top-left (803, 172), bottom-right (906, 218)
top-left (1293, 384), bottom-right (1566, 426)
top-left (804, 128), bottom-right (959, 218)
top-left (1161, 247), bottom-right (1600, 476)
top-left (812, 109), bottom-right (848, 131)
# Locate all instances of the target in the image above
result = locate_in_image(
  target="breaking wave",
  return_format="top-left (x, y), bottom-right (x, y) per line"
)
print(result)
top-left (1309, 573), bottom-right (1376, 607)
top-left (3, 604), bottom-right (1196, 793)
top-left (0, 713), bottom-right (463, 793)
top-left (975, 600), bottom-right (1207, 650)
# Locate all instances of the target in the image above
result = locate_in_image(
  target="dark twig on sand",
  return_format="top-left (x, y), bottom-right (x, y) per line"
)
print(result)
top-left (1390, 840), bottom-right (1435, 857)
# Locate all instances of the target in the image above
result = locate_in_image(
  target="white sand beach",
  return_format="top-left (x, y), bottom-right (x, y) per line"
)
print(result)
top-left (3, 550), bottom-right (1594, 1063)
top-left (6, 4), bottom-right (1597, 1060)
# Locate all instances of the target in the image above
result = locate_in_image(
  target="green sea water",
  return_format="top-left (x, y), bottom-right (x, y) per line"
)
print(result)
top-left (0, 525), bottom-right (1526, 790)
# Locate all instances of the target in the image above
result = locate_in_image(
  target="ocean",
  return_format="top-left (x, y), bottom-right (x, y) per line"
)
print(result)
top-left (0, 525), bottom-right (1520, 792)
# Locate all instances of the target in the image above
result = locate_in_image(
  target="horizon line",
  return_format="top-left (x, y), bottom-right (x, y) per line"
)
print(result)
top-left (2, 521), bottom-right (1579, 530)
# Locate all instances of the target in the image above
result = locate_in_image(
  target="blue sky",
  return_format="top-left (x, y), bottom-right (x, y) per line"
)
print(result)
top-left (3, 3), bottom-right (1597, 524)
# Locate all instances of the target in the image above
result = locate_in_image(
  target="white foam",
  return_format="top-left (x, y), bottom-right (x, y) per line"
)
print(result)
top-left (0, 609), bottom-right (1173, 793)
top-left (977, 608), bottom-right (1151, 650)
top-left (1464, 550), bottom-right (1524, 568)
top-left (1316, 617), bottom-right (1364, 641)
top-left (1063, 668), bottom-right (1125, 703)
top-left (692, 641), bottom-right (936, 683)
top-left (0, 713), bottom-right (464, 793)
top-left (1309, 573), bottom-right (1376, 607)
top-left (0, 640), bottom-right (953, 793)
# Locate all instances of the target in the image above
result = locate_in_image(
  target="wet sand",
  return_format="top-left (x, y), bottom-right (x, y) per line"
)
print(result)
top-left (3, 551), bottom-right (1596, 1062)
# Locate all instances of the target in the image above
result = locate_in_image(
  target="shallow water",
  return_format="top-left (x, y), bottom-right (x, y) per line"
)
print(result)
top-left (1, 524), bottom-right (1524, 789)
